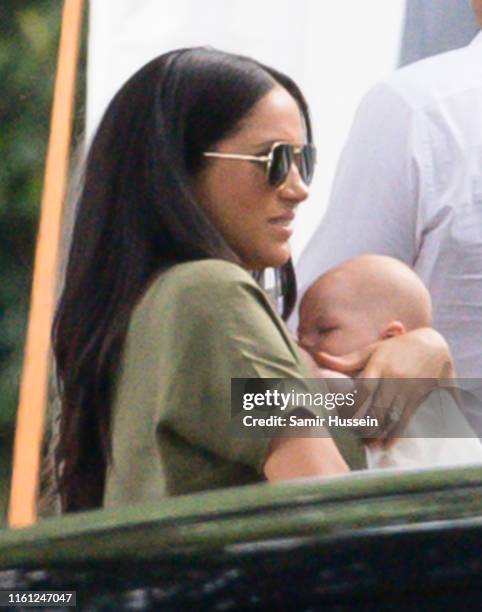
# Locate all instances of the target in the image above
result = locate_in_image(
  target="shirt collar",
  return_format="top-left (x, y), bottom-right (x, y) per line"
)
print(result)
top-left (470, 30), bottom-right (482, 46)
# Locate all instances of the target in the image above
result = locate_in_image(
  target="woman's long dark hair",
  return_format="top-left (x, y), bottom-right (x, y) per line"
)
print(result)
top-left (53, 47), bottom-right (314, 512)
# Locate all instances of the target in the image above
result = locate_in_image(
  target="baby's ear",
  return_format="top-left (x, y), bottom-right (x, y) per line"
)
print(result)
top-left (380, 320), bottom-right (406, 339)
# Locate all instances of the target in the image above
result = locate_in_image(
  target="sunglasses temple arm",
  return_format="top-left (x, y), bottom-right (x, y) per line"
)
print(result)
top-left (203, 152), bottom-right (270, 163)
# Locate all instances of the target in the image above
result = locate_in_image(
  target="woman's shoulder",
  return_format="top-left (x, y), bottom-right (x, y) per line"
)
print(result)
top-left (130, 259), bottom-right (281, 347)
top-left (166, 259), bottom-right (255, 285)
top-left (149, 259), bottom-right (261, 302)
top-left (131, 259), bottom-right (270, 330)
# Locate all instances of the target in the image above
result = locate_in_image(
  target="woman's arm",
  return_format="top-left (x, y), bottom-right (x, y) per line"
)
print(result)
top-left (263, 437), bottom-right (349, 482)
top-left (154, 260), bottom-right (365, 481)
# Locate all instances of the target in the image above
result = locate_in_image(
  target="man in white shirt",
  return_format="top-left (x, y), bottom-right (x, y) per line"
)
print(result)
top-left (295, 1), bottom-right (482, 433)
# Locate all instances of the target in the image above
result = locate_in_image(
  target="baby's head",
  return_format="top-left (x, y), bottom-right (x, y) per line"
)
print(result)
top-left (298, 255), bottom-right (432, 356)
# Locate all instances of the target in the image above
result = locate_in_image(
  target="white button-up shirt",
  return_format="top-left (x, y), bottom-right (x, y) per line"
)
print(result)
top-left (295, 33), bottom-right (482, 428)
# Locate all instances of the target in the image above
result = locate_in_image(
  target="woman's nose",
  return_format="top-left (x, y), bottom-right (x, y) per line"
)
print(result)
top-left (279, 163), bottom-right (310, 203)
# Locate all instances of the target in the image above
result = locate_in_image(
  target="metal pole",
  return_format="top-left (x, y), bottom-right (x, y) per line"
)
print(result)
top-left (8, 0), bottom-right (85, 528)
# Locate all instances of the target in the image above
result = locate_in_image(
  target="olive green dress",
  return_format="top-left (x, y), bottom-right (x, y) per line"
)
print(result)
top-left (103, 260), bottom-right (365, 509)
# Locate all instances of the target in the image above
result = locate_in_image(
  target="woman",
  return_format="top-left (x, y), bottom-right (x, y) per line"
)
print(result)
top-left (53, 48), bottom-right (453, 513)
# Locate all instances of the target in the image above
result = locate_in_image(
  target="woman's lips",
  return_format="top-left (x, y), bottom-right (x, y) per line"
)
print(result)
top-left (269, 212), bottom-right (295, 225)
top-left (269, 213), bottom-right (295, 236)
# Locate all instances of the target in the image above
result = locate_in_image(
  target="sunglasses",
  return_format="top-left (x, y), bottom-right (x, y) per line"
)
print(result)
top-left (203, 141), bottom-right (316, 188)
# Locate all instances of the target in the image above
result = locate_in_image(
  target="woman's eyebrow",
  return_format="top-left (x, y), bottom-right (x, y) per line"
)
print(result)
top-left (249, 140), bottom-right (277, 151)
top-left (251, 139), bottom-right (300, 150)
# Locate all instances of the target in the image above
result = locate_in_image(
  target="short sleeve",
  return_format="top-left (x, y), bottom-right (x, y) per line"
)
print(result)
top-left (149, 260), bottom-right (325, 473)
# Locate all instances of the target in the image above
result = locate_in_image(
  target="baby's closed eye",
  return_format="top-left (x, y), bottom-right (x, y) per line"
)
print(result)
top-left (316, 326), bottom-right (338, 335)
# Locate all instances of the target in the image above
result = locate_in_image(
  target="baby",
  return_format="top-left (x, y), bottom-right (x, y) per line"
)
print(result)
top-left (297, 254), bottom-right (482, 470)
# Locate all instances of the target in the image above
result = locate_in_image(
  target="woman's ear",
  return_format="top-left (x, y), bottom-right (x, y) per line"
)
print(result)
top-left (380, 320), bottom-right (406, 340)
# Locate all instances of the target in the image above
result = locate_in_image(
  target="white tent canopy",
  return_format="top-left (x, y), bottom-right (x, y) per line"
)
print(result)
top-left (87, 0), bottom-right (405, 260)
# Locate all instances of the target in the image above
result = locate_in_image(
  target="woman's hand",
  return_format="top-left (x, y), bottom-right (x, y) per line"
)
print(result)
top-left (312, 328), bottom-right (456, 444)
top-left (297, 345), bottom-right (351, 380)
top-left (313, 328), bottom-right (454, 379)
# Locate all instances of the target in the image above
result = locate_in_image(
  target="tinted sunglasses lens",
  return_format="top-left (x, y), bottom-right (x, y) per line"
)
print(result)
top-left (300, 145), bottom-right (316, 185)
top-left (268, 144), bottom-right (293, 186)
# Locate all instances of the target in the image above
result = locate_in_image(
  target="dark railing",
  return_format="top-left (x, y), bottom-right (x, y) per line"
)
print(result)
top-left (1, 465), bottom-right (482, 610)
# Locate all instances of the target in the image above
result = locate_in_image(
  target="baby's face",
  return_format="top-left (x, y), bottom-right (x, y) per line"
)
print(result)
top-left (298, 278), bottom-right (381, 357)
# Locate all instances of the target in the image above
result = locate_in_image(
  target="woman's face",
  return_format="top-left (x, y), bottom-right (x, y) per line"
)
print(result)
top-left (192, 85), bottom-right (310, 269)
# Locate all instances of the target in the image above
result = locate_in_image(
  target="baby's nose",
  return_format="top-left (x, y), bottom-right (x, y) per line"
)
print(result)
top-left (298, 334), bottom-right (315, 349)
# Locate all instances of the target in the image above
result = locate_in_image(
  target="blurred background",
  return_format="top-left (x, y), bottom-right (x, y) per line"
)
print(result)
top-left (0, 0), bottom-right (476, 524)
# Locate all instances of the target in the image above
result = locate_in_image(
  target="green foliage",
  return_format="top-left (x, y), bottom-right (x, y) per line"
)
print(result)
top-left (0, 0), bottom-right (86, 520)
top-left (0, 0), bottom-right (60, 426)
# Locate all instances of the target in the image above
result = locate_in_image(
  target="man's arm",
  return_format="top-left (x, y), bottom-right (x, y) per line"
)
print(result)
top-left (294, 82), bottom-right (423, 324)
